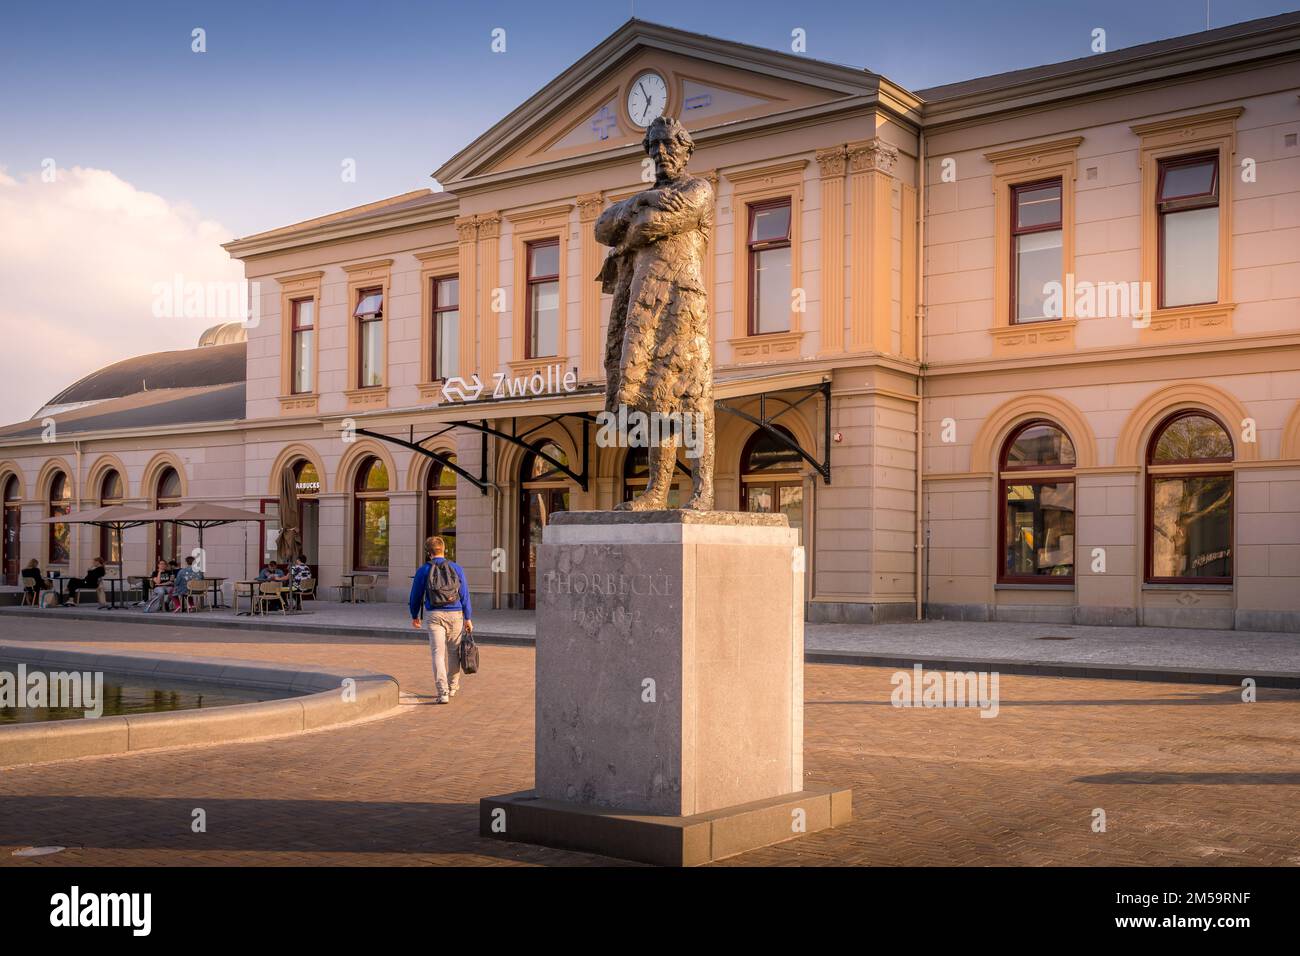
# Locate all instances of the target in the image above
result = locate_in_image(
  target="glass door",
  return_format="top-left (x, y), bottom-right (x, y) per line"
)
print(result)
top-left (521, 488), bottom-right (569, 610)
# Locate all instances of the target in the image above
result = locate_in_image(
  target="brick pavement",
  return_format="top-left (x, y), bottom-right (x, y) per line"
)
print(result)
top-left (1, 616), bottom-right (1297, 866)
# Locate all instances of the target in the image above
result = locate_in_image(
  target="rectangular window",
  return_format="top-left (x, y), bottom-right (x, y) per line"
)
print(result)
top-left (1149, 473), bottom-right (1232, 582)
top-left (291, 298), bottom-right (315, 394)
top-left (355, 288), bottom-right (384, 388)
top-left (431, 276), bottom-right (459, 381)
top-left (1158, 154), bottom-right (1219, 308)
top-left (1010, 179), bottom-right (1063, 323)
top-left (526, 240), bottom-right (560, 359)
top-left (1001, 481), bottom-right (1075, 581)
top-left (748, 199), bottom-right (792, 335)
top-left (355, 499), bottom-right (390, 571)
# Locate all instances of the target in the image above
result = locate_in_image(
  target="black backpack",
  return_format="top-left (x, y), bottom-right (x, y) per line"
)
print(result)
top-left (426, 560), bottom-right (460, 607)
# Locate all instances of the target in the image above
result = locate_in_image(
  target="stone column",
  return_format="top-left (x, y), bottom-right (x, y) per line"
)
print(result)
top-left (847, 138), bottom-right (899, 354)
top-left (455, 215), bottom-right (478, 378)
top-left (576, 192), bottom-right (604, 382)
top-left (1074, 469), bottom-right (1140, 626)
top-left (475, 214), bottom-right (501, 375)
top-left (815, 146), bottom-right (847, 355)
top-left (700, 169), bottom-right (720, 354)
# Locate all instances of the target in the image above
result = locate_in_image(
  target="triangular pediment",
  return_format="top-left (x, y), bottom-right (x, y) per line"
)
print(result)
top-left (435, 20), bottom-right (879, 184)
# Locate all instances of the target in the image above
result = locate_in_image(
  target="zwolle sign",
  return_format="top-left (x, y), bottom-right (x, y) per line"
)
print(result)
top-left (440, 364), bottom-right (578, 403)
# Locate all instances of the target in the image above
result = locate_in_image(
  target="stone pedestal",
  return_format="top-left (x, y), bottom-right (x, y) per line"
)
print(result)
top-left (480, 510), bottom-right (851, 865)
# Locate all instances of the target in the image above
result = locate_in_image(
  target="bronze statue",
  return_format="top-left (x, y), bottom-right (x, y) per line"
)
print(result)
top-left (596, 116), bottom-right (715, 511)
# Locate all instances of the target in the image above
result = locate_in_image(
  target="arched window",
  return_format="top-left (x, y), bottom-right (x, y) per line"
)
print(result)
top-left (622, 446), bottom-right (686, 507)
top-left (154, 466), bottom-right (182, 564)
top-left (999, 421), bottom-right (1076, 583)
top-left (1147, 411), bottom-right (1233, 583)
top-left (520, 441), bottom-right (571, 609)
top-left (741, 426), bottom-right (803, 535)
top-left (426, 454), bottom-right (458, 562)
top-left (98, 469), bottom-right (124, 564)
top-left (4, 475), bottom-right (22, 586)
top-left (47, 471), bottom-right (72, 566)
top-left (353, 457), bottom-right (390, 571)
top-left (294, 460), bottom-right (321, 494)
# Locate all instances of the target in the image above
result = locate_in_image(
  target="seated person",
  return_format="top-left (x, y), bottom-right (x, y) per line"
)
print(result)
top-left (64, 557), bottom-right (107, 607)
top-left (171, 556), bottom-right (204, 605)
top-left (20, 559), bottom-right (49, 599)
top-left (289, 556), bottom-right (311, 584)
top-left (256, 561), bottom-right (278, 582)
top-left (149, 559), bottom-right (174, 596)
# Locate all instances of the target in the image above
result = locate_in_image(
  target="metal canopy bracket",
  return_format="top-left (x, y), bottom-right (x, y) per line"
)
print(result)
top-left (352, 426), bottom-right (489, 494)
top-left (715, 378), bottom-right (832, 484)
top-left (349, 379), bottom-right (829, 493)
top-left (452, 415), bottom-right (591, 492)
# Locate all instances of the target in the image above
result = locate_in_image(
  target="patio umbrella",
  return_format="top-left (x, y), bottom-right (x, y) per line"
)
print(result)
top-left (37, 504), bottom-right (152, 573)
top-left (275, 465), bottom-right (301, 563)
top-left (128, 502), bottom-right (268, 575)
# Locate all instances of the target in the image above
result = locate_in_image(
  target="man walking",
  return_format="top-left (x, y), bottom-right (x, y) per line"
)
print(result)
top-left (410, 535), bottom-right (473, 704)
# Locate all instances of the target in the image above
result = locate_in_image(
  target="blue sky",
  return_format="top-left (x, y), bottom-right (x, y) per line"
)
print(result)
top-left (0, 0), bottom-right (1295, 417)
top-left (3, 0), bottom-right (1295, 238)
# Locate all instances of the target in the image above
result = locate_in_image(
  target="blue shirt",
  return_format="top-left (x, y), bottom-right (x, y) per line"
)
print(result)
top-left (409, 557), bottom-right (472, 621)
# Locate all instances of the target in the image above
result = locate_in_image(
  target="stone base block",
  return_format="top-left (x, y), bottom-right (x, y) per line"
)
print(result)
top-left (479, 785), bottom-right (852, 866)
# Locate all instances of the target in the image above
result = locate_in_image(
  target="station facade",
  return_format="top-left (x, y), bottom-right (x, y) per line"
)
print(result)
top-left (3, 15), bottom-right (1299, 630)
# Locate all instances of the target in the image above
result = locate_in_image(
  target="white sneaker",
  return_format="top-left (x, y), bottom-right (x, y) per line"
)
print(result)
top-left (435, 694), bottom-right (450, 704)
top-left (449, 687), bottom-right (459, 698)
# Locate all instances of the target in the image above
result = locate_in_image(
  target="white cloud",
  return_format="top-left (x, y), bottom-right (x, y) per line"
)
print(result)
top-left (0, 166), bottom-right (243, 422)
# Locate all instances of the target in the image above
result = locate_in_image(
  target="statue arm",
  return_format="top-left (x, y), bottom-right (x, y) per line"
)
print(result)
top-left (594, 196), bottom-right (640, 246)
top-left (621, 180), bottom-right (711, 247)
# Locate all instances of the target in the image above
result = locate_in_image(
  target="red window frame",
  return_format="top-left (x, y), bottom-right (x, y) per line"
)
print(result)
top-left (746, 197), bottom-right (793, 336)
top-left (153, 467), bottom-right (181, 565)
top-left (525, 239), bottom-right (560, 360)
top-left (430, 274), bottom-right (459, 381)
top-left (352, 456), bottom-right (389, 572)
top-left (356, 287), bottom-right (384, 389)
top-left (47, 471), bottom-right (71, 566)
top-left (98, 470), bottom-right (123, 562)
top-left (425, 458), bottom-right (457, 562)
top-left (1009, 178), bottom-right (1063, 325)
top-left (290, 297), bottom-right (315, 394)
top-left (1156, 153), bottom-right (1219, 310)
top-left (1144, 410), bottom-right (1234, 586)
top-left (996, 420), bottom-right (1076, 585)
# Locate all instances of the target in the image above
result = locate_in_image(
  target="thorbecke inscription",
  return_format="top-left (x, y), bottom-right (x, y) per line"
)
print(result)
top-left (543, 570), bottom-right (673, 597)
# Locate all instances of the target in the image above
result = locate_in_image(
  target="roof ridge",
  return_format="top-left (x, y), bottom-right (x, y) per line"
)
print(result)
top-left (230, 188), bottom-right (436, 244)
top-left (918, 9), bottom-right (1300, 100)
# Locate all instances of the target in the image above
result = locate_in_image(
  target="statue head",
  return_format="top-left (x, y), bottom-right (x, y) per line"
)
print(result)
top-left (642, 117), bottom-right (693, 183)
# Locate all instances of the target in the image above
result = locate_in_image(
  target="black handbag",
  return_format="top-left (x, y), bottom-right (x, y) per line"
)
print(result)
top-left (459, 633), bottom-right (480, 674)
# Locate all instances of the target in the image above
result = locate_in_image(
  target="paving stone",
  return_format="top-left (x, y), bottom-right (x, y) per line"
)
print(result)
top-left (0, 615), bottom-right (1297, 866)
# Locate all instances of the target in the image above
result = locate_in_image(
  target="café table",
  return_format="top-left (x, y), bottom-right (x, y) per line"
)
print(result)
top-left (203, 576), bottom-right (229, 609)
top-left (128, 575), bottom-right (151, 602)
top-left (233, 580), bottom-right (259, 616)
top-left (337, 573), bottom-right (360, 603)
top-left (99, 577), bottom-right (131, 610)
top-left (47, 575), bottom-right (71, 605)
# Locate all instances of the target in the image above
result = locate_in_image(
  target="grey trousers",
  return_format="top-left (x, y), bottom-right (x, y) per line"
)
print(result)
top-left (425, 610), bottom-right (464, 697)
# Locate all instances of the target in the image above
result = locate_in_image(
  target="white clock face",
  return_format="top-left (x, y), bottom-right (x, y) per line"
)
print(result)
top-left (627, 72), bottom-right (668, 127)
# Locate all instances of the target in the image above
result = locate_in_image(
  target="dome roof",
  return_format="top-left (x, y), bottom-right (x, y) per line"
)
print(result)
top-left (43, 341), bottom-right (246, 409)
top-left (197, 322), bottom-right (248, 347)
